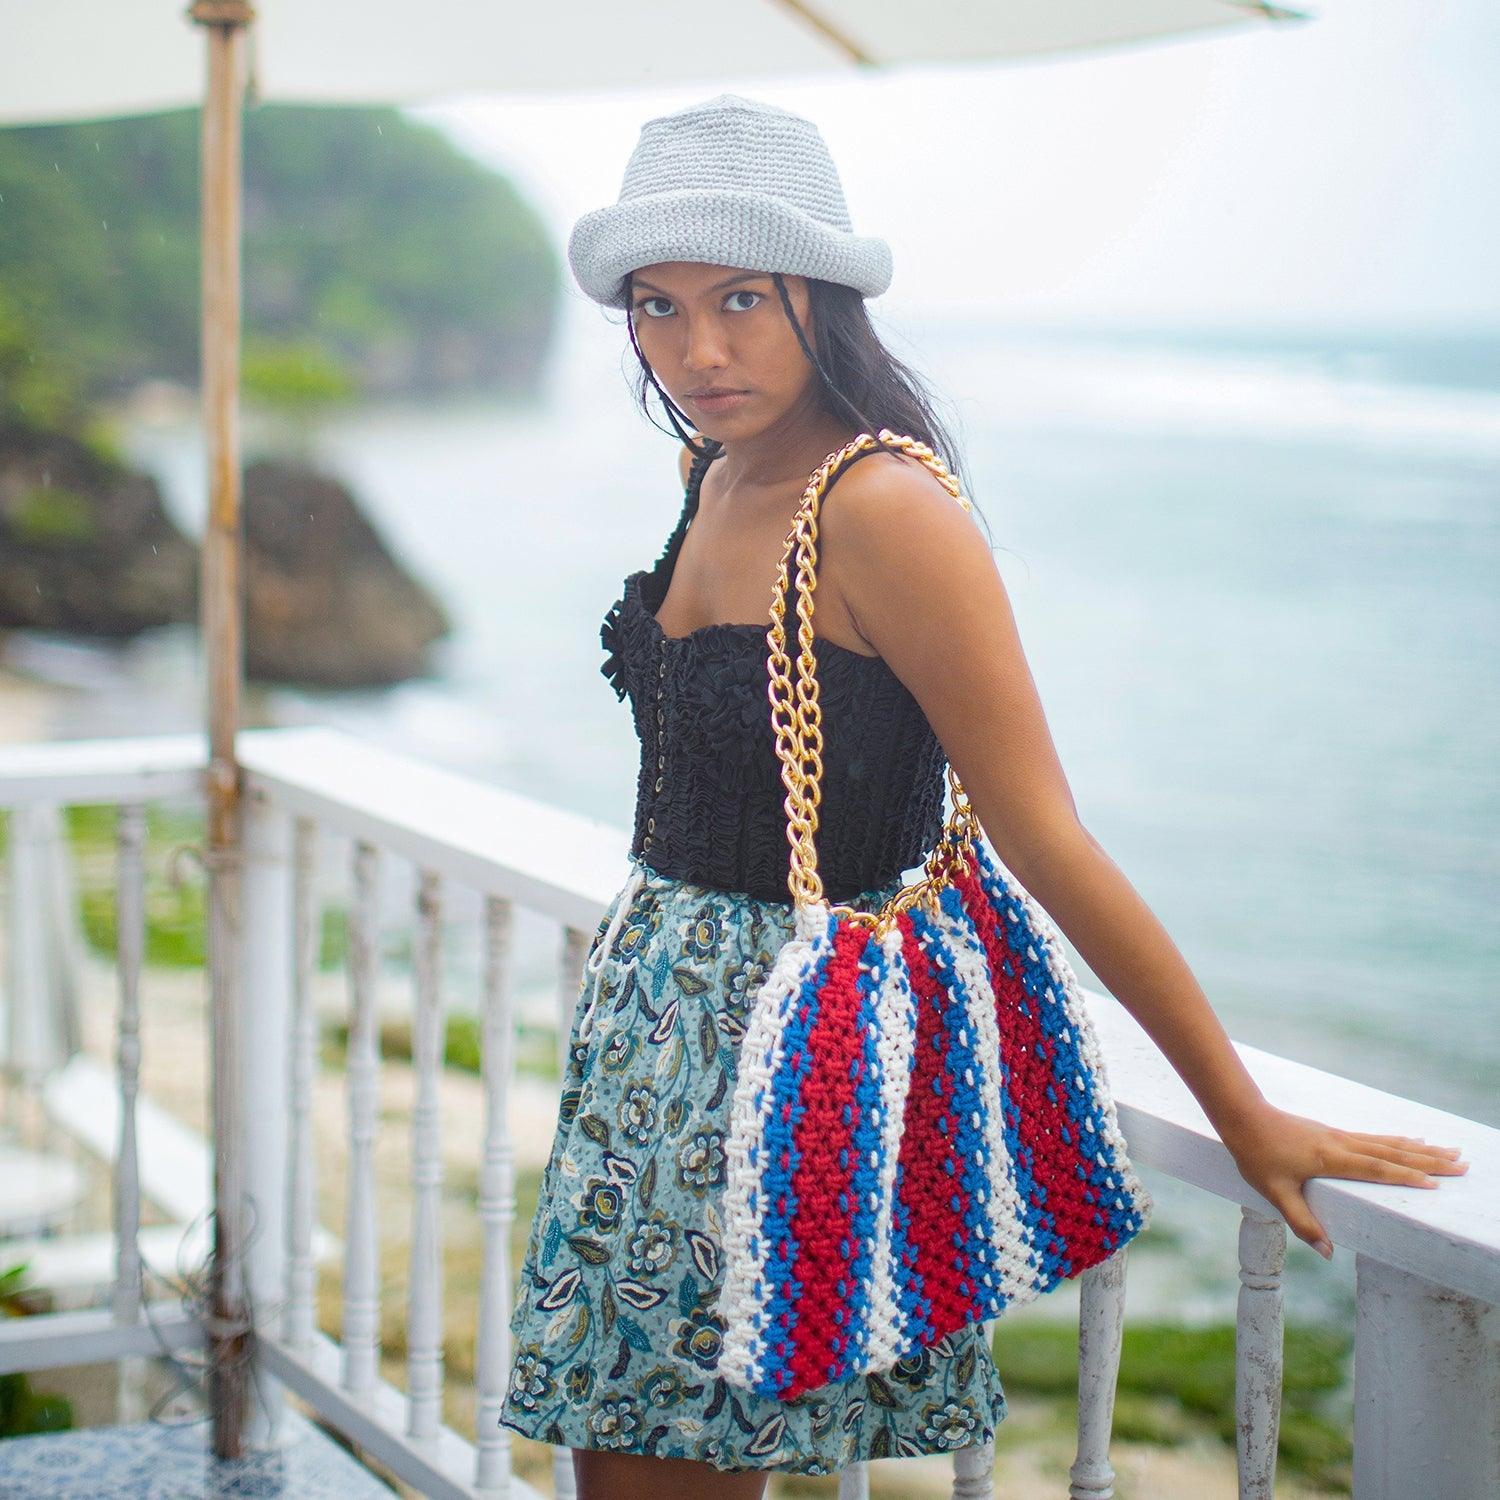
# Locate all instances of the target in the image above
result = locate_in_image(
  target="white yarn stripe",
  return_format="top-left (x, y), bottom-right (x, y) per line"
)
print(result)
top-left (717, 903), bottom-right (833, 1391)
top-left (930, 899), bottom-right (1042, 1310)
top-left (858, 922), bottom-right (921, 1375)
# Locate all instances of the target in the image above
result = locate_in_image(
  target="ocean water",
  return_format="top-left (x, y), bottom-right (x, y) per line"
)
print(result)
top-left (88, 312), bottom-right (1497, 1150)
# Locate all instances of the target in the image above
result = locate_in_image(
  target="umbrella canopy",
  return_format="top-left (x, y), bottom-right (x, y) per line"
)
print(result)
top-left (0, 0), bottom-right (1308, 125)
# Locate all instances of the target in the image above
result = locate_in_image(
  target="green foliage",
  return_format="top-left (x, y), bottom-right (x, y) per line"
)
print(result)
top-left (321, 1013), bottom-right (559, 1081)
top-left (62, 801), bottom-right (195, 848)
top-left (10, 485), bottom-right (95, 542)
top-left (64, 802), bottom-right (207, 966)
top-left (0, 104), bottom-right (559, 418)
top-left (79, 878), bottom-right (205, 967)
top-left (993, 1319), bottom-right (1353, 1488)
top-left (0, 1372), bottom-right (73, 1439)
top-left (241, 335), bottom-right (360, 414)
top-left (317, 906), bottom-right (348, 972)
top-left (47, 804), bottom-right (355, 972)
top-left (0, 1261), bottom-right (30, 1312)
top-left (0, 285), bottom-right (86, 430)
top-left (0, 1263), bottom-right (75, 1439)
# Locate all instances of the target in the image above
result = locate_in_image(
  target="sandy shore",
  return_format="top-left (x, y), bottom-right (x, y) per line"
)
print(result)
top-left (0, 660), bottom-right (66, 746)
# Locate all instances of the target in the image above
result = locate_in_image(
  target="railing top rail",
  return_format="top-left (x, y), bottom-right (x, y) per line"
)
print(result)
top-left (236, 725), bottom-right (629, 930)
top-left (0, 731), bottom-right (208, 807)
top-left (4, 727), bottom-right (1493, 1307)
top-left (1090, 992), bottom-right (1500, 1304)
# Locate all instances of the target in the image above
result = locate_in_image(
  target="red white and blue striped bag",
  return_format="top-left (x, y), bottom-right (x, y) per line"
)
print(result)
top-left (716, 431), bottom-right (1152, 1403)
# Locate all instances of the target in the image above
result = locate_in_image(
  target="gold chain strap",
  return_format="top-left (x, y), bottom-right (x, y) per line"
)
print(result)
top-left (766, 430), bottom-right (981, 931)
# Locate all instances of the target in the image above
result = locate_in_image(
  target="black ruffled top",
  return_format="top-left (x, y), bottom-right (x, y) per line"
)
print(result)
top-left (599, 440), bottom-right (948, 904)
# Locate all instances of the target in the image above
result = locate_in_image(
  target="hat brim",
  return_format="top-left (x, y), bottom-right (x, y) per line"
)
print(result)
top-left (567, 187), bottom-right (892, 309)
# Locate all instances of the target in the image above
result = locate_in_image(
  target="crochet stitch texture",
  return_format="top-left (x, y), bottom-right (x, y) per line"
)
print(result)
top-left (568, 92), bottom-right (894, 309)
top-left (599, 443), bottom-right (946, 904)
top-left (715, 837), bottom-right (1152, 1401)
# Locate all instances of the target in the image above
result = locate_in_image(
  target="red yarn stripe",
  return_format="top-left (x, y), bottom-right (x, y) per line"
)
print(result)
top-left (783, 920), bottom-right (870, 1396)
top-left (955, 854), bottom-right (1110, 1266)
top-left (896, 912), bottom-right (982, 1342)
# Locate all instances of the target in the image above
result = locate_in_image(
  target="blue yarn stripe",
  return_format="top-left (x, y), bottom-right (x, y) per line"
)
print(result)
top-left (910, 897), bottom-right (1005, 1320)
top-left (974, 841), bottom-right (1148, 1274)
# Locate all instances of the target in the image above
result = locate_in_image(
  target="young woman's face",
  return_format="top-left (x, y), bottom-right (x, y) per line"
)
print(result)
top-left (628, 261), bottom-right (817, 439)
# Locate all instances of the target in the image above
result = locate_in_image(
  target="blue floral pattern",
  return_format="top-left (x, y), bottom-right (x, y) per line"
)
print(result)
top-left (500, 860), bottom-right (1007, 1476)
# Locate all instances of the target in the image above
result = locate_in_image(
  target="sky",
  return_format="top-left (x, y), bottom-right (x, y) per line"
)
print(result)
top-left (418, 0), bottom-right (1500, 335)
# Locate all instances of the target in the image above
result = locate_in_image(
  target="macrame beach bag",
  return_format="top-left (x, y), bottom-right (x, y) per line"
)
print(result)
top-left (715, 431), bottom-right (1152, 1403)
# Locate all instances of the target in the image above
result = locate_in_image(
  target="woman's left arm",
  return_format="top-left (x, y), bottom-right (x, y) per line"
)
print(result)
top-left (821, 457), bottom-right (1468, 1258)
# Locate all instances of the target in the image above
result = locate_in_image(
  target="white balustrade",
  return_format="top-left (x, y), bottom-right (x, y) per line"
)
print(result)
top-left (407, 867), bottom-right (446, 1441)
top-left (111, 801), bottom-right (146, 1425)
top-left (284, 814), bottom-right (320, 1351)
top-left (952, 1435), bottom-right (996, 1499)
top-left (240, 792), bottom-right (295, 1446)
top-left (1, 726), bottom-right (1497, 1500)
top-left (342, 837), bottom-right (383, 1401)
top-left (551, 923), bottom-right (589, 1500)
top-left (1070, 1250), bottom-right (1129, 1499)
top-left (111, 802), bottom-right (146, 1332)
top-left (473, 892), bottom-right (518, 1495)
top-left (1235, 1208), bottom-right (1287, 1498)
top-left (838, 1458), bottom-right (869, 1498)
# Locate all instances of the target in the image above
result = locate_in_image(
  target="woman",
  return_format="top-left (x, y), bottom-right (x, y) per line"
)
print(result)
top-left (499, 92), bottom-right (1465, 1499)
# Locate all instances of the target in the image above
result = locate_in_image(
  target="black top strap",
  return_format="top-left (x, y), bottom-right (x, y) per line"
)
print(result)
top-left (662, 438), bottom-right (720, 561)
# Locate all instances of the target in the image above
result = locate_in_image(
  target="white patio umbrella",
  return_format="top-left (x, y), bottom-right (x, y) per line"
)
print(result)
top-left (0, 0), bottom-right (1312, 1457)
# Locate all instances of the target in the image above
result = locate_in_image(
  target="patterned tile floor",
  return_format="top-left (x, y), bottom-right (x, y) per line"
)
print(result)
top-left (0, 1406), bottom-right (395, 1498)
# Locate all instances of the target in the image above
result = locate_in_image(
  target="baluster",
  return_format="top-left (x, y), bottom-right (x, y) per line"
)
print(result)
top-left (953, 1437), bottom-right (996, 1497)
top-left (4, 806), bottom-right (55, 1147)
top-left (342, 839), bottom-right (382, 1400)
top-left (474, 892), bottom-right (518, 1494)
top-left (1354, 1255), bottom-right (1500, 1499)
top-left (113, 802), bottom-right (145, 1328)
top-left (952, 1316), bottom-right (1000, 1497)
top-left (1069, 1250), bottom-right (1129, 1500)
top-left (838, 1459), bottom-right (869, 1499)
top-left (407, 868), bottom-right (445, 1440)
top-left (112, 802), bottom-right (146, 1425)
top-left (1236, 1208), bottom-right (1286, 1498)
top-left (284, 815), bottom-right (319, 1349)
top-left (240, 792), bottom-right (295, 1447)
top-left (557, 925), bottom-right (589, 1076)
top-left (550, 923), bottom-right (590, 1500)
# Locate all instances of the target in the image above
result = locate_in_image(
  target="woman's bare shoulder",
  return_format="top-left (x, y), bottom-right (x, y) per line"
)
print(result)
top-left (819, 446), bottom-right (973, 546)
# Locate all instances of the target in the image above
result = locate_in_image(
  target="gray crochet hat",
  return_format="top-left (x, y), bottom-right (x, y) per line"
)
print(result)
top-left (568, 92), bottom-right (892, 310)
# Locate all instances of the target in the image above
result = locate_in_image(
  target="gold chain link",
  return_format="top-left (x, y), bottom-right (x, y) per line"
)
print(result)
top-left (765, 430), bottom-right (982, 935)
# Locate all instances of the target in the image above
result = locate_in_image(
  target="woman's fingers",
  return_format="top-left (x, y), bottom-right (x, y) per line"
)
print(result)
top-left (1266, 1184), bottom-right (1332, 1259)
top-left (1338, 1129), bottom-right (1464, 1161)
top-left (1344, 1141), bottom-right (1470, 1175)
top-left (1331, 1151), bottom-right (1445, 1188)
top-left (1235, 1112), bottom-right (1470, 1266)
top-left (1296, 1116), bottom-right (1470, 1170)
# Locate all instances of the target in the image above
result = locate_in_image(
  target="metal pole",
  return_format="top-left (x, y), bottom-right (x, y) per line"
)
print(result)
top-left (186, 0), bottom-right (255, 1460)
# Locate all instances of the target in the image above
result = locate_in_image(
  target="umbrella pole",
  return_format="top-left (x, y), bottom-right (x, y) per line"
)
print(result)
top-left (188, 0), bottom-right (254, 1460)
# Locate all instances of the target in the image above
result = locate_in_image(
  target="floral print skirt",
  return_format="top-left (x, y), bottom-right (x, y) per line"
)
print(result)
top-left (498, 855), bottom-right (1007, 1477)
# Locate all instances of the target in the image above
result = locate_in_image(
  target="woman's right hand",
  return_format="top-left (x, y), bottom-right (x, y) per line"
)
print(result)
top-left (1217, 1101), bottom-right (1469, 1258)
